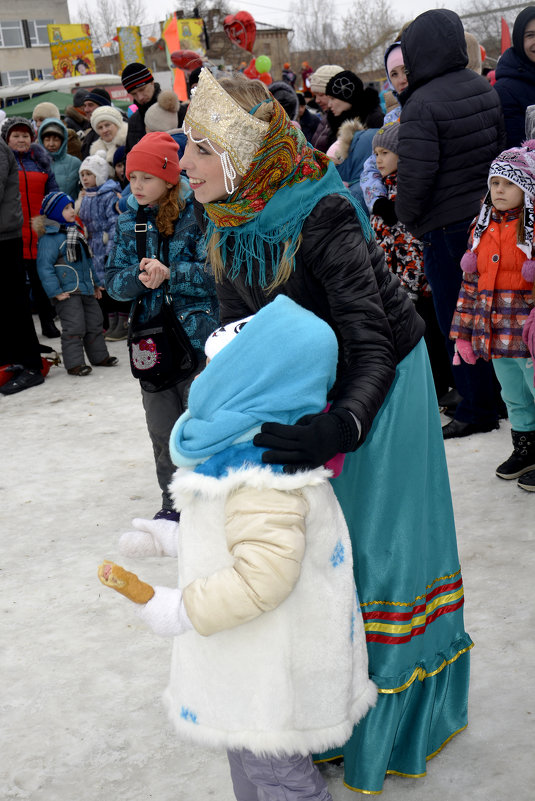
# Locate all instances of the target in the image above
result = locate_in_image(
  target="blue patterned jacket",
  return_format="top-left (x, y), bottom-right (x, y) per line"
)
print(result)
top-left (105, 183), bottom-right (219, 355)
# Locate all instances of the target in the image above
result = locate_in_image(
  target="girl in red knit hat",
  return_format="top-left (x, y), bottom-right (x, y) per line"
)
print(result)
top-left (106, 131), bottom-right (219, 542)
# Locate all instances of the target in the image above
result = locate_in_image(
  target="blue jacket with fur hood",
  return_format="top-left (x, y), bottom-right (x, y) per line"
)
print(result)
top-left (34, 214), bottom-right (95, 298)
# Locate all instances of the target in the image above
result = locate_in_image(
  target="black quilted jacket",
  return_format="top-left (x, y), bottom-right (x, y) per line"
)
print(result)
top-left (396, 9), bottom-right (505, 239)
top-left (201, 194), bottom-right (424, 445)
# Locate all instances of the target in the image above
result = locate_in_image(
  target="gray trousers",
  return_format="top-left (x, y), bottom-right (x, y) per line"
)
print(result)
top-left (54, 292), bottom-right (108, 370)
top-left (140, 374), bottom-right (195, 510)
top-left (227, 749), bottom-right (333, 801)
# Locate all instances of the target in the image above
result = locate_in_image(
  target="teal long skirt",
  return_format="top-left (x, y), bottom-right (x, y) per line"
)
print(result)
top-left (315, 338), bottom-right (473, 794)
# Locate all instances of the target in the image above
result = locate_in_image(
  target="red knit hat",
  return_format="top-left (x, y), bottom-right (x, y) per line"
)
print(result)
top-left (126, 132), bottom-right (180, 184)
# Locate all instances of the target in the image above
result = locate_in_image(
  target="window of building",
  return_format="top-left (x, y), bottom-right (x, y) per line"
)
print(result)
top-left (0, 20), bottom-right (24, 48)
top-left (0, 70), bottom-right (31, 86)
top-left (28, 19), bottom-right (54, 46)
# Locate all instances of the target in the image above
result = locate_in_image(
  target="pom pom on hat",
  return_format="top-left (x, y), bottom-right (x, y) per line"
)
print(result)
top-left (144, 91), bottom-right (180, 133)
top-left (91, 105), bottom-right (124, 133)
top-left (522, 259), bottom-right (535, 282)
top-left (126, 132), bottom-right (180, 184)
top-left (79, 150), bottom-right (109, 186)
top-left (461, 250), bottom-right (478, 273)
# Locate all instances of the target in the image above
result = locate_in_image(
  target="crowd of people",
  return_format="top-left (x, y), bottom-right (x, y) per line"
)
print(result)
top-left (2, 5), bottom-right (535, 800)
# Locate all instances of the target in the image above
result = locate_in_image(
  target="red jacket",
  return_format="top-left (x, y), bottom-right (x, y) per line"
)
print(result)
top-left (14, 145), bottom-right (57, 260)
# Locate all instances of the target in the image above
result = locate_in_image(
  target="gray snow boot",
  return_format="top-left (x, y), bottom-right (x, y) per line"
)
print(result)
top-left (495, 430), bottom-right (535, 479)
top-left (105, 313), bottom-right (128, 341)
top-left (104, 313), bottom-right (118, 340)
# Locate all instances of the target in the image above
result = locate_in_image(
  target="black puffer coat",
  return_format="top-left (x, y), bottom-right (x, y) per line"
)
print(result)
top-left (205, 194), bottom-right (424, 444)
top-left (494, 7), bottom-right (535, 148)
top-left (396, 9), bottom-right (505, 239)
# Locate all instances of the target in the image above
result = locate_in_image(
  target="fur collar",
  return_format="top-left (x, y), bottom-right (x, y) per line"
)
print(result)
top-left (336, 118), bottom-right (365, 163)
top-left (170, 463), bottom-right (332, 508)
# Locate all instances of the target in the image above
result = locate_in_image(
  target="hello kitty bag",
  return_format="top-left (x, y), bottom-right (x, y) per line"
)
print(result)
top-left (127, 215), bottom-right (198, 392)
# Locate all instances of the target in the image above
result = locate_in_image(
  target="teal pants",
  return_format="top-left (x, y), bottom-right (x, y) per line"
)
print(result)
top-left (492, 357), bottom-right (535, 431)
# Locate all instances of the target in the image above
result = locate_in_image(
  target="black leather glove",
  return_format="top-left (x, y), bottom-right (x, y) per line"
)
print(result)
top-left (253, 409), bottom-right (359, 473)
top-left (372, 197), bottom-right (398, 226)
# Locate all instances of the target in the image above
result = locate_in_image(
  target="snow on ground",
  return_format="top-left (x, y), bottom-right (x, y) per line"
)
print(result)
top-left (2, 338), bottom-right (534, 800)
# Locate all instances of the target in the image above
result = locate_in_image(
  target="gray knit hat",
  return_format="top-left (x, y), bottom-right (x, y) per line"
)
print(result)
top-left (309, 64), bottom-right (344, 94)
top-left (372, 120), bottom-right (400, 154)
top-left (1, 116), bottom-right (34, 142)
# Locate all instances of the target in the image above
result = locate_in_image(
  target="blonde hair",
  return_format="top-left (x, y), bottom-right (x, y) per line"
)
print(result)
top-left (156, 183), bottom-right (186, 237)
top-left (206, 74), bottom-right (301, 290)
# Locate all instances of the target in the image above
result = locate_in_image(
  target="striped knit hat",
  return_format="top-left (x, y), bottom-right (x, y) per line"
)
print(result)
top-left (121, 62), bottom-right (153, 93)
top-left (40, 192), bottom-right (75, 223)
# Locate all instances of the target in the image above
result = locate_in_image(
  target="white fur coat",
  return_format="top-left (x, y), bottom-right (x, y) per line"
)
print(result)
top-left (165, 464), bottom-right (376, 758)
top-left (89, 122), bottom-right (128, 177)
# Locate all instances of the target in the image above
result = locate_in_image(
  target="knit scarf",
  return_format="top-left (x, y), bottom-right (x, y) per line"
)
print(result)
top-left (203, 101), bottom-right (372, 288)
top-left (49, 220), bottom-right (91, 262)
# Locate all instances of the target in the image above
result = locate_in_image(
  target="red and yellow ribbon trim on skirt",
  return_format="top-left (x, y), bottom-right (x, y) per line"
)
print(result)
top-left (362, 569), bottom-right (465, 645)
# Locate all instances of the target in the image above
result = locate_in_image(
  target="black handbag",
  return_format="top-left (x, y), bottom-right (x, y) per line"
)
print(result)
top-left (127, 208), bottom-right (198, 393)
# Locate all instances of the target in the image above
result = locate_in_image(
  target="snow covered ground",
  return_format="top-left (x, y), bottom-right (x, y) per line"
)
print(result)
top-left (2, 338), bottom-right (534, 800)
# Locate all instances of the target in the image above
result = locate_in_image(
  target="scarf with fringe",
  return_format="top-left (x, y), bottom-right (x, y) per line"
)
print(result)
top-left (203, 101), bottom-right (372, 288)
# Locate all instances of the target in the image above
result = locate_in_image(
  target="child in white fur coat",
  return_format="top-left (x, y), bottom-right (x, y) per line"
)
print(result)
top-left (108, 296), bottom-right (376, 801)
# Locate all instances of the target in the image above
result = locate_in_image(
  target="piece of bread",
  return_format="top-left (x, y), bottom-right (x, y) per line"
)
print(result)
top-left (98, 560), bottom-right (155, 604)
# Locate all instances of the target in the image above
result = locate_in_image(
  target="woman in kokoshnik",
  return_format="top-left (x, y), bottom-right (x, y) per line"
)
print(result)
top-left (179, 68), bottom-right (473, 795)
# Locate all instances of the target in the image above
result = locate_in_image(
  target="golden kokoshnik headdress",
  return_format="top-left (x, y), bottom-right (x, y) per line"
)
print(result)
top-left (183, 67), bottom-right (270, 193)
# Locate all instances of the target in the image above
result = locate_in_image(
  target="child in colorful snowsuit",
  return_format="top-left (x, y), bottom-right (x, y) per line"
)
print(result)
top-left (369, 121), bottom-right (428, 304)
top-left (34, 191), bottom-right (117, 376)
top-left (106, 295), bottom-right (377, 801)
top-left (76, 150), bottom-right (120, 287)
top-left (450, 141), bottom-right (535, 489)
top-left (76, 150), bottom-right (123, 337)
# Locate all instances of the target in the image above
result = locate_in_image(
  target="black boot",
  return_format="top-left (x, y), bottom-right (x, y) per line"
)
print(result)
top-left (496, 430), bottom-right (535, 479)
top-left (517, 469), bottom-right (535, 491)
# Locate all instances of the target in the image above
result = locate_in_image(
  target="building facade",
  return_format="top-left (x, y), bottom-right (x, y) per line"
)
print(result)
top-left (0, 1), bottom-right (70, 86)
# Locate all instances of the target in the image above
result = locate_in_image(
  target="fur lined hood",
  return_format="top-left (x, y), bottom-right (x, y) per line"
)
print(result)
top-left (336, 118), bottom-right (365, 164)
top-left (31, 214), bottom-right (49, 238)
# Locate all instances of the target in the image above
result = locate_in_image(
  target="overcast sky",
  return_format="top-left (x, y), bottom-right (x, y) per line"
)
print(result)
top-left (69, 0), bottom-right (456, 36)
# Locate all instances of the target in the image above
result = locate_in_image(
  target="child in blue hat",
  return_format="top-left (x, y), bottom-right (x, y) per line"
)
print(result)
top-left (33, 191), bottom-right (117, 375)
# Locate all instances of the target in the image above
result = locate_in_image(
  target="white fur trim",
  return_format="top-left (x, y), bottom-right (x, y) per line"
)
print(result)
top-left (164, 679), bottom-right (376, 756)
top-left (170, 464), bottom-right (332, 510)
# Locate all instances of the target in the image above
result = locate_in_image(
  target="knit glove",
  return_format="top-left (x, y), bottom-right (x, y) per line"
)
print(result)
top-left (372, 197), bottom-right (398, 226)
top-left (135, 586), bottom-right (193, 637)
top-left (253, 409), bottom-right (360, 473)
top-left (453, 339), bottom-right (477, 365)
top-left (118, 517), bottom-right (179, 558)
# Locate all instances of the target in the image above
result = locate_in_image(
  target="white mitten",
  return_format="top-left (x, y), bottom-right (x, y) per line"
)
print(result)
top-left (118, 517), bottom-right (179, 558)
top-left (135, 586), bottom-right (193, 637)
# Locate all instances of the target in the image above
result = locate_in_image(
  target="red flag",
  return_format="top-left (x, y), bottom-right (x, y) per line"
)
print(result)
top-left (501, 17), bottom-right (511, 53)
